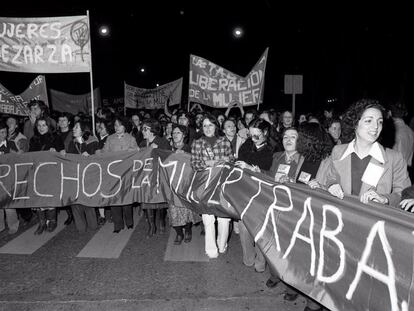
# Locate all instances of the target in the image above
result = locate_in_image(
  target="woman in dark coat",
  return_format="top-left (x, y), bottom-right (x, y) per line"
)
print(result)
top-left (29, 117), bottom-right (64, 235)
top-left (67, 120), bottom-right (99, 233)
top-left (139, 118), bottom-right (170, 237)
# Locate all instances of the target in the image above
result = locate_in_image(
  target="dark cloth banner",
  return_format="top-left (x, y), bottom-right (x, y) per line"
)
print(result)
top-left (50, 88), bottom-right (100, 115)
top-left (102, 97), bottom-right (124, 114)
top-left (189, 48), bottom-right (268, 108)
top-left (0, 75), bottom-right (48, 116)
top-left (0, 16), bottom-right (90, 73)
top-left (0, 149), bottom-right (413, 311)
top-left (124, 78), bottom-right (183, 110)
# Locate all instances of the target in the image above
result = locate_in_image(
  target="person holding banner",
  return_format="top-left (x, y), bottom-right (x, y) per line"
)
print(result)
top-left (168, 124), bottom-right (201, 244)
top-left (191, 114), bottom-right (234, 258)
top-left (139, 119), bottom-right (171, 237)
top-left (235, 118), bottom-right (273, 272)
top-left (0, 121), bottom-right (20, 235)
top-left (268, 127), bottom-right (303, 183)
top-left (7, 116), bottom-right (28, 153)
top-left (102, 116), bottom-right (138, 233)
top-left (23, 100), bottom-right (56, 141)
top-left (67, 120), bottom-right (99, 233)
top-left (29, 117), bottom-right (64, 235)
top-left (130, 114), bottom-right (144, 146)
top-left (323, 99), bottom-right (411, 207)
top-left (57, 112), bottom-right (75, 226)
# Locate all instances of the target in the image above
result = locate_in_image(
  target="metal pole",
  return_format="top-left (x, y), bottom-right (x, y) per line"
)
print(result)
top-left (86, 10), bottom-right (96, 136)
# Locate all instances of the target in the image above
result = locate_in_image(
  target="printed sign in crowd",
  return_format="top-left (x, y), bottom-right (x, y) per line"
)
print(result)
top-left (0, 149), bottom-right (413, 311)
top-left (189, 48), bottom-right (268, 108)
top-left (0, 16), bottom-right (90, 73)
top-left (0, 75), bottom-right (48, 116)
top-left (102, 97), bottom-right (124, 114)
top-left (50, 88), bottom-right (100, 115)
top-left (124, 78), bottom-right (183, 110)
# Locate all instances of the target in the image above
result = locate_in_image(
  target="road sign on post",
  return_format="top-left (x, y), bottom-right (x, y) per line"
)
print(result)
top-left (284, 75), bottom-right (303, 119)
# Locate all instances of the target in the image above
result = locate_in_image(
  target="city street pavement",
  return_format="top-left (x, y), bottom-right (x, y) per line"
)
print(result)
top-left (0, 209), bottom-right (307, 311)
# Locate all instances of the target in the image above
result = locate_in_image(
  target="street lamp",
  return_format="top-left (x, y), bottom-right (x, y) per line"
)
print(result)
top-left (140, 68), bottom-right (145, 73)
top-left (98, 25), bottom-right (110, 37)
top-left (233, 27), bottom-right (243, 38)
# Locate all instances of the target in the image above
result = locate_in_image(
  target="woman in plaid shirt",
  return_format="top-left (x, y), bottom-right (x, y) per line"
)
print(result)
top-left (191, 114), bottom-right (234, 258)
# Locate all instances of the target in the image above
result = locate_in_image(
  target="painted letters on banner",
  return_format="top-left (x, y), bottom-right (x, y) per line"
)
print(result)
top-left (189, 48), bottom-right (268, 108)
top-left (0, 149), bottom-right (413, 311)
top-left (0, 75), bottom-right (48, 116)
top-left (125, 78), bottom-right (183, 110)
top-left (50, 88), bottom-right (100, 115)
top-left (0, 16), bottom-right (90, 73)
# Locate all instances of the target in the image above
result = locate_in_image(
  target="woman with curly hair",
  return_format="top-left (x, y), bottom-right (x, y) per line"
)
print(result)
top-left (324, 99), bottom-right (411, 206)
top-left (295, 122), bottom-right (334, 185)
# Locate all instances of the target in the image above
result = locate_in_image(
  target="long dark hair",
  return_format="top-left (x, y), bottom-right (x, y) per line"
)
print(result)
top-left (297, 122), bottom-right (334, 161)
top-left (201, 113), bottom-right (221, 137)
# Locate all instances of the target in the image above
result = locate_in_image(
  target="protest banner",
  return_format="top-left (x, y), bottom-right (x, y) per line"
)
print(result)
top-left (102, 97), bottom-right (124, 114)
top-left (0, 149), bottom-right (413, 311)
top-left (50, 88), bottom-right (100, 115)
top-left (0, 16), bottom-right (90, 73)
top-left (189, 48), bottom-right (268, 108)
top-left (124, 78), bottom-right (183, 110)
top-left (0, 75), bottom-right (48, 116)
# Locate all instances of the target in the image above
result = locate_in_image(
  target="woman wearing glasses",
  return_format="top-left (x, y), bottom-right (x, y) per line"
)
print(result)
top-left (234, 118), bottom-right (274, 272)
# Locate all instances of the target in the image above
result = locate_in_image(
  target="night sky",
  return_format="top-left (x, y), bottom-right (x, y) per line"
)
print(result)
top-left (1, 2), bottom-right (412, 114)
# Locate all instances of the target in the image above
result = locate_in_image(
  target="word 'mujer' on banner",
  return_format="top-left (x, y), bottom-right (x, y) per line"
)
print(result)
top-left (50, 88), bottom-right (100, 115)
top-left (1, 149), bottom-right (414, 311)
top-left (0, 75), bottom-right (48, 116)
top-left (125, 78), bottom-right (183, 110)
top-left (189, 48), bottom-right (268, 108)
top-left (0, 16), bottom-right (90, 73)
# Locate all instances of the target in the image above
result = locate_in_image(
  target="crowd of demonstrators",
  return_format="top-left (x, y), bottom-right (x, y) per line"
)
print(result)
top-left (2, 97), bottom-right (414, 311)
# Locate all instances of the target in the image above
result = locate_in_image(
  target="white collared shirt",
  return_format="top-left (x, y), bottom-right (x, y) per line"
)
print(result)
top-left (340, 140), bottom-right (385, 163)
top-left (0, 140), bottom-right (7, 148)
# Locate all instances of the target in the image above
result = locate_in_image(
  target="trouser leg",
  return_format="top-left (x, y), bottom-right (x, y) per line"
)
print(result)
top-left (123, 205), bottom-right (133, 228)
top-left (217, 217), bottom-right (230, 253)
top-left (239, 221), bottom-right (255, 266)
top-left (111, 206), bottom-right (124, 231)
top-left (85, 206), bottom-right (98, 231)
top-left (202, 214), bottom-right (217, 257)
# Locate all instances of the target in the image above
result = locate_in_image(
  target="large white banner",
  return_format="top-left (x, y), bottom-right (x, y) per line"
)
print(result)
top-left (0, 16), bottom-right (90, 73)
top-left (124, 78), bottom-right (182, 110)
top-left (189, 48), bottom-right (268, 108)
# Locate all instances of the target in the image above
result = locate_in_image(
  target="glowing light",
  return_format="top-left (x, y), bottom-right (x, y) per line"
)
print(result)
top-left (99, 25), bottom-right (110, 37)
top-left (233, 27), bottom-right (243, 38)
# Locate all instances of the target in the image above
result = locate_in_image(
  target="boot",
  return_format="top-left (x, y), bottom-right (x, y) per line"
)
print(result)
top-left (145, 209), bottom-right (156, 238)
top-left (174, 226), bottom-right (184, 245)
top-left (184, 222), bottom-right (192, 243)
top-left (64, 208), bottom-right (73, 225)
top-left (46, 209), bottom-right (57, 232)
top-left (34, 210), bottom-right (46, 235)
